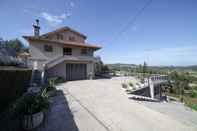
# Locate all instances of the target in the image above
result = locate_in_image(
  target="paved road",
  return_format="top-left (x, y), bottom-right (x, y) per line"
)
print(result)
top-left (55, 77), bottom-right (197, 131)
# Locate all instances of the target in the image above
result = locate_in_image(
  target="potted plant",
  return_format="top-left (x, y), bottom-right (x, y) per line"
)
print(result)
top-left (17, 90), bottom-right (49, 130)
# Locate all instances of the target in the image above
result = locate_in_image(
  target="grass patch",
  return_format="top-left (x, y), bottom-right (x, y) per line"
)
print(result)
top-left (129, 82), bottom-right (133, 87)
top-left (166, 93), bottom-right (197, 111)
top-left (188, 104), bottom-right (197, 111)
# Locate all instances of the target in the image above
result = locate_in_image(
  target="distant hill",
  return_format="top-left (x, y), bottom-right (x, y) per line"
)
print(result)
top-left (107, 63), bottom-right (137, 71)
top-left (107, 63), bottom-right (137, 68)
top-left (149, 65), bottom-right (197, 71)
top-left (107, 63), bottom-right (197, 72)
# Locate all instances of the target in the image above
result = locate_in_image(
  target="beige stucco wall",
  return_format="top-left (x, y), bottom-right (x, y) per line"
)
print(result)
top-left (87, 62), bottom-right (94, 78)
top-left (29, 40), bottom-right (94, 70)
top-left (46, 61), bottom-right (66, 79)
top-left (46, 61), bottom-right (94, 80)
top-left (29, 41), bottom-right (63, 61)
top-left (27, 29), bottom-right (97, 80)
top-left (29, 41), bottom-right (93, 60)
top-left (47, 30), bottom-right (85, 43)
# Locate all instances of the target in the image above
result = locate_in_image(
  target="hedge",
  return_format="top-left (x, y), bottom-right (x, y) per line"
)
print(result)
top-left (0, 67), bottom-right (32, 112)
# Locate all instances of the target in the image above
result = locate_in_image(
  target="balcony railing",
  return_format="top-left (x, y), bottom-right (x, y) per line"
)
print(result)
top-left (46, 55), bottom-right (97, 69)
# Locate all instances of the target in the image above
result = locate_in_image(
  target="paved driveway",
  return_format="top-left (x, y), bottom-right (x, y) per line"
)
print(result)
top-left (53, 77), bottom-right (197, 131)
top-left (138, 100), bottom-right (197, 129)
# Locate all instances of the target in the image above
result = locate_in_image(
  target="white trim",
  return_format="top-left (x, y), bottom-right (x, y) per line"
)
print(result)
top-left (46, 55), bottom-right (96, 69)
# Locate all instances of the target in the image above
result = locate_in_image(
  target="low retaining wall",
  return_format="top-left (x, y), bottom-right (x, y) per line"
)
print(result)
top-left (131, 87), bottom-right (151, 97)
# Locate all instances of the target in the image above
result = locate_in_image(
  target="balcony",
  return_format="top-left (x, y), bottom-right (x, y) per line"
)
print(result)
top-left (46, 55), bottom-right (97, 69)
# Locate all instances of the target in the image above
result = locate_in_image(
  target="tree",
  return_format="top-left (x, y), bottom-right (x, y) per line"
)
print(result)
top-left (0, 38), bottom-right (28, 66)
top-left (94, 60), bottom-right (103, 75)
top-left (102, 65), bottom-right (109, 73)
top-left (137, 64), bottom-right (143, 73)
top-left (94, 57), bottom-right (110, 76)
top-left (142, 61), bottom-right (148, 74)
top-left (5, 39), bottom-right (26, 53)
top-left (169, 71), bottom-right (189, 102)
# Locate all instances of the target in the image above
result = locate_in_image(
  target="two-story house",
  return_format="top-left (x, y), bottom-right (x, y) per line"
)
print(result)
top-left (23, 20), bottom-right (101, 81)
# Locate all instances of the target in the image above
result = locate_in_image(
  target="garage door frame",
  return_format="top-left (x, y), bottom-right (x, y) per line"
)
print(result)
top-left (66, 63), bottom-right (87, 81)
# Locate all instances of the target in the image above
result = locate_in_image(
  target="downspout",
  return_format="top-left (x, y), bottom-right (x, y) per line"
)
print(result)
top-left (41, 63), bottom-right (46, 85)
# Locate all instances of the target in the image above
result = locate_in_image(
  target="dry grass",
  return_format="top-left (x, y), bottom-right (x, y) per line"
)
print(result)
top-left (166, 92), bottom-right (197, 111)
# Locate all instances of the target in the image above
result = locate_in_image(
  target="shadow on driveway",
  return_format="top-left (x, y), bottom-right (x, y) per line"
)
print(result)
top-left (35, 90), bottom-right (79, 131)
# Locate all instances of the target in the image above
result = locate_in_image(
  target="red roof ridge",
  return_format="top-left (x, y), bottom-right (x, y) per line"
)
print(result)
top-left (23, 36), bottom-right (101, 50)
top-left (41, 26), bottom-right (87, 39)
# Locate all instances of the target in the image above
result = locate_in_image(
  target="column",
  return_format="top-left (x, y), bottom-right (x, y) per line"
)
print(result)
top-left (149, 78), bottom-right (154, 99)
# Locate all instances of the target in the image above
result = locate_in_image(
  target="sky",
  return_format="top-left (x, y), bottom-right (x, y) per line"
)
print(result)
top-left (0, 0), bottom-right (197, 66)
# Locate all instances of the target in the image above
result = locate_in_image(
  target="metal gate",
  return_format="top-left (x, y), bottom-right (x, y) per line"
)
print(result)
top-left (66, 63), bottom-right (87, 80)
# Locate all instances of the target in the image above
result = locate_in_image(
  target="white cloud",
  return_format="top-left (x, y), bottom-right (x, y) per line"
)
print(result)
top-left (103, 45), bottom-right (197, 66)
top-left (70, 1), bottom-right (75, 7)
top-left (40, 12), bottom-right (71, 26)
top-left (129, 46), bottom-right (197, 66)
top-left (131, 26), bottom-right (137, 31)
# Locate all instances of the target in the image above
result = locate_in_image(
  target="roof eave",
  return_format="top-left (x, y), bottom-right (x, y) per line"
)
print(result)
top-left (22, 36), bottom-right (102, 50)
top-left (40, 26), bottom-right (87, 39)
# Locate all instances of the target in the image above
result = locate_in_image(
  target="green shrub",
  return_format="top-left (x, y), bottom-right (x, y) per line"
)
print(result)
top-left (129, 82), bottom-right (133, 87)
top-left (190, 90), bottom-right (197, 98)
top-left (190, 104), bottom-right (197, 111)
top-left (136, 83), bottom-right (140, 86)
top-left (54, 77), bottom-right (64, 84)
top-left (45, 80), bottom-right (55, 93)
top-left (48, 76), bottom-right (64, 84)
top-left (121, 83), bottom-right (127, 89)
top-left (187, 104), bottom-right (197, 111)
top-left (16, 93), bottom-right (49, 115)
top-left (46, 77), bottom-right (64, 92)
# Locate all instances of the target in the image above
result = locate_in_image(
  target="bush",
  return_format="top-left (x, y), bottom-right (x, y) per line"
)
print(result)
top-left (16, 91), bottom-right (49, 115)
top-left (129, 82), bottom-right (133, 87)
top-left (189, 104), bottom-right (197, 111)
top-left (47, 78), bottom-right (55, 91)
top-left (54, 77), bottom-right (64, 84)
top-left (121, 83), bottom-right (127, 89)
top-left (0, 67), bottom-right (31, 112)
top-left (46, 77), bottom-right (64, 92)
top-left (190, 90), bottom-right (197, 98)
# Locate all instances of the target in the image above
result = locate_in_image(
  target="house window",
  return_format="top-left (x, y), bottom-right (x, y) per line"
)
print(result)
top-left (68, 36), bottom-right (75, 42)
top-left (57, 34), bottom-right (63, 40)
top-left (63, 48), bottom-right (72, 55)
top-left (81, 48), bottom-right (87, 55)
top-left (44, 45), bottom-right (53, 52)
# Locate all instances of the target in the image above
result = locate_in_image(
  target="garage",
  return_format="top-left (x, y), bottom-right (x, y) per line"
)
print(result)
top-left (66, 63), bottom-right (87, 81)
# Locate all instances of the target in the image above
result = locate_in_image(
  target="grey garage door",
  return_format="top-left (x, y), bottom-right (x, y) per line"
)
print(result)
top-left (66, 63), bottom-right (87, 81)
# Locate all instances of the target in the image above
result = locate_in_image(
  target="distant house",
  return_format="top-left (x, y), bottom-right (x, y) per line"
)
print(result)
top-left (23, 20), bottom-right (101, 81)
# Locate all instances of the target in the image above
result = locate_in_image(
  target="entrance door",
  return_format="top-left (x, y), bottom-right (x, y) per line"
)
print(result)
top-left (66, 63), bottom-right (87, 80)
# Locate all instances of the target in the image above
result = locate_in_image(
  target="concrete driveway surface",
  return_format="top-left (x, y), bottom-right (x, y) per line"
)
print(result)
top-left (39, 77), bottom-right (197, 131)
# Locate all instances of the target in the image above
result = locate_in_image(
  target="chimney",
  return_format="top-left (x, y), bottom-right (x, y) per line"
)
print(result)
top-left (33, 19), bottom-right (40, 37)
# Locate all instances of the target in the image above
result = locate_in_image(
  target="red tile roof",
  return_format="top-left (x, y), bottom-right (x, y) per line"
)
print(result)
top-left (41, 26), bottom-right (87, 39)
top-left (23, 36), bottom-right (101, 50)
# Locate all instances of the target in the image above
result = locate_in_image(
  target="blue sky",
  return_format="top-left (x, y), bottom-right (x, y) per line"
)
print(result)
top-left (0, 0), bottom-right (197, 66)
